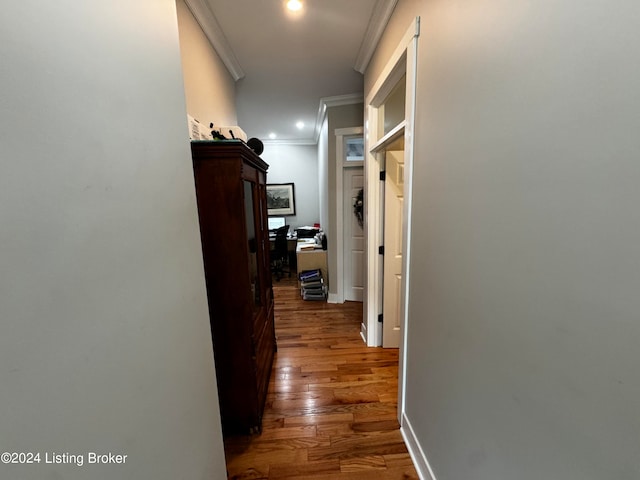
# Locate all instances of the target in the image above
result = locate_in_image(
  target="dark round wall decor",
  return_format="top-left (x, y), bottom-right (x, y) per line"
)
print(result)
top-left (247, 137), bottom-right (264, 155)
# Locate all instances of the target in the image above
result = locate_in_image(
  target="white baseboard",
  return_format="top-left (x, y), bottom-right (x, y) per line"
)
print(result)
top-left (401, 413), bottom-right (438, 480)
top-left (327, 293), bottom-right (340, 304)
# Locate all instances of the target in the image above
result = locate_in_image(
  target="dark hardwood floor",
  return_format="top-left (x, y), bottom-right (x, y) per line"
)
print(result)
top-left (223, 275), bottom-right (419, 479)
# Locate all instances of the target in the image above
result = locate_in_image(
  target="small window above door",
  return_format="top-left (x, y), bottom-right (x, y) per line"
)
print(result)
top-left (345, 137), bottom-right (364, 162)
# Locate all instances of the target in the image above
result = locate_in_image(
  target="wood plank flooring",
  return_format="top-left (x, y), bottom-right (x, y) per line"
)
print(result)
top-left (224, 278), bottom-right (419, 479)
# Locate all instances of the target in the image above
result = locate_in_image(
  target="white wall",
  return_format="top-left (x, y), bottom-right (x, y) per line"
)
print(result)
top-left (0, 2), bottom-right (226, 479)
top-left (318, 118), bottom-right (330, 234)
top-left (367, 1), bottom-right (640, 479)
top-left (261, 144), bottom-right (320, 230)
top-left (176, 0), bottom-right (237, 128)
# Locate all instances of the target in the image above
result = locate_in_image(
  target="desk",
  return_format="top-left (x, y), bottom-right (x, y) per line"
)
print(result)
top-left (269, 236), bottom-right (297, 251)
top-left (296, 240), bottom-right (328, 287)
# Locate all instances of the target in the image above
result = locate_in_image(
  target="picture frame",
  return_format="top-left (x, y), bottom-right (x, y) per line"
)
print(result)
top-left (266, 183), bottom-right (296, 216)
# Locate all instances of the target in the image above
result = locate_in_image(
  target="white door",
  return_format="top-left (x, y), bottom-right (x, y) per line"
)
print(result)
top-left (382, 150), bottom-right (404, 347)
top-left (343, 167), bottom-right (364, 301)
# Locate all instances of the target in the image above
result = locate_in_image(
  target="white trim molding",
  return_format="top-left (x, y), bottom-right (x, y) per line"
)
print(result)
top-left (313, 94), bottom-right (365, 144)
top-left (262, 138), bottom-right (317, 147)
top-left (327, 293), bottom-right (340, 304)
top-left (184, 0), bottom-right (245, 81)
top-left (401, 413), bottom-right (438, 480)
top-left (334, 126), bottom-right (365, 307)
top-left (354, 0), bottom-right (399, 74)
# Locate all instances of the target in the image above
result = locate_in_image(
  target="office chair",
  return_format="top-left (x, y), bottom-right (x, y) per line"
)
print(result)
top-left (271, 225), bottom-right (291, 281)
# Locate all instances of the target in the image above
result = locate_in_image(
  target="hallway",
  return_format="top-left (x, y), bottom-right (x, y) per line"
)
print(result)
top-left (223, 279), bottom-right (418, 479)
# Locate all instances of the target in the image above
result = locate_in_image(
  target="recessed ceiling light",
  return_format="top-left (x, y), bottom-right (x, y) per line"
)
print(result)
top-left (286, 0), bottom-right (303, 12)
top-left (269, 132), bottom-right (277, 139)
top-left (296, 121), bottom-right (305, 130)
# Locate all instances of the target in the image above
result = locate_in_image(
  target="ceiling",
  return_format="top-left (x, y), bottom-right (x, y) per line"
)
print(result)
top-left (185, 0), bottom-right (397, 144)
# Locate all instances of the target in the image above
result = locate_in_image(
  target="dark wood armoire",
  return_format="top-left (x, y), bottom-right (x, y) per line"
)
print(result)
top-left (191, 140), bottom-right (276, 436)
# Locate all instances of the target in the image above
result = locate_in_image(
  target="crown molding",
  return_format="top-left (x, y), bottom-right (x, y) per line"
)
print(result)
top-left (313, 93), bottom-right (365, 143)
top-left (322, 93), bottom-right (365, 109)
top-left (354, 0), bottom-right (398, 74)
top-left (263, 138), bottom-right (318, 147)
top-left (184, 0), bottom-right (245, 81)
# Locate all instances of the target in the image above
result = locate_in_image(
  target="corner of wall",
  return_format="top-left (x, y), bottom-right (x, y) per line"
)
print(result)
top-left (401, 414), bottom-right (438, 480)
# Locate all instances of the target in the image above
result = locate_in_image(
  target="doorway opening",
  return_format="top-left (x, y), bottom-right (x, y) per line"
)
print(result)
top-left (334, 127), bottom-right (365, 307)
top-left (364, 18), bottom-right (420, 422)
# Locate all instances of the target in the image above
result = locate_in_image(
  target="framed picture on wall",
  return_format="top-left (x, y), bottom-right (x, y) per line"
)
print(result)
top-left (266, 183), bottom-right (296, 216)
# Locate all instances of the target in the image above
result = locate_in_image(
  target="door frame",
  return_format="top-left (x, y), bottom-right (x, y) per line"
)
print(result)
top-left (332, 126), bottom-right (364, 305)
top-left (364, 18), bottom-right (420, 419)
